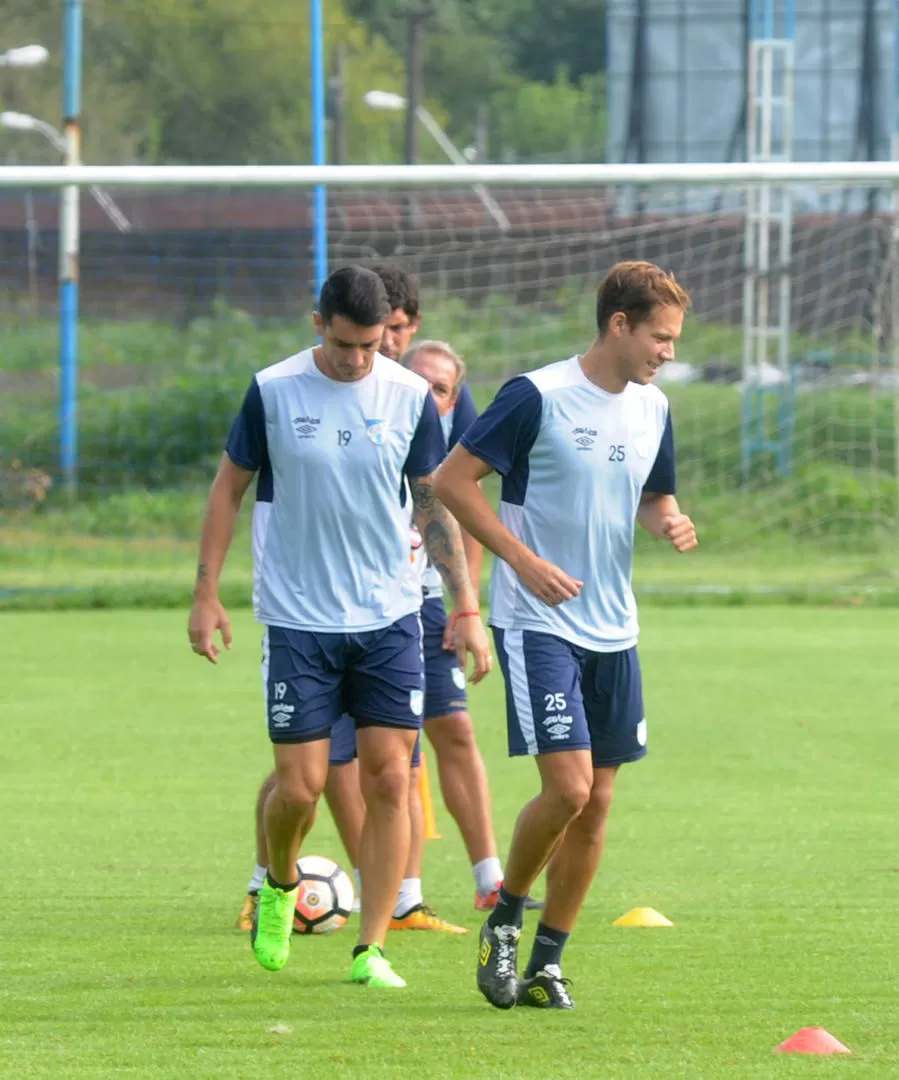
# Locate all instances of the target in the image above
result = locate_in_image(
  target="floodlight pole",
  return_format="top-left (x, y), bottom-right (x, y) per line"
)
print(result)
top-left (59, 0), bottom-right (82, 497)
top-left (311, 0), bottom-right (328, 296)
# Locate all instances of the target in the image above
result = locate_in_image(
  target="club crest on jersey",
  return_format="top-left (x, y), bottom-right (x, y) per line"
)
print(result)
top-left (365, 419), bottom-right (388, 445)
top-left (292, 415), bottom-right (320, 439)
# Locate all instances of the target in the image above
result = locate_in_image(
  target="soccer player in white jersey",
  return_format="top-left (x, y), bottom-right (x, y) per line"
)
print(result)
top-left (234, 268), bottom-right (509, 936)
top-left (434, 261), bottom-right (698, 1009)
top-left (188, 265), bottom-right (491, 989)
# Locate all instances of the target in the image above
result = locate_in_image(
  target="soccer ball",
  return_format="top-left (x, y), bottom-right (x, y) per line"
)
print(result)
top-left (293, 855), bottom-right (354, 935)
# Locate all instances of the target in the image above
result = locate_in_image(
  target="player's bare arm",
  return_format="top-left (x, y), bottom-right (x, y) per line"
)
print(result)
top-left (637, 491), bottom-right (698, 552)
top-left (409, 472), bottom-right (492, 683)
top-left (434, 445), bottom-right (583, 607)
top-left (462, 526), bottom-right (484, 596)
top-left (188, 453), bottom-right (255, 663)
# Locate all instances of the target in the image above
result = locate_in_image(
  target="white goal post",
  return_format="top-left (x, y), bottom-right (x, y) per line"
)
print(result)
top-left (5, 162), bottom-right (899, 185)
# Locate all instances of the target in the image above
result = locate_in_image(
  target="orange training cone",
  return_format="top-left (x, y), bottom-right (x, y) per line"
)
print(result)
top-left (612, 907), bottom-right (674, 927)
top-left (418, 749), bottom-right (441, 840)
top-left (773, 1028), bottom-right (851, 1055)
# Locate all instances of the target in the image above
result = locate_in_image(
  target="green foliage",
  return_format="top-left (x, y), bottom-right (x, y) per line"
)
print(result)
top-left (492, 69), bottom-right (605, 161)
top-left (0, 296), bottom-right (895, 506)
top-left (340, 0), bottom-right (606, 159)
top-left (0, 0), bottom-right (410, 164)
top-left (500, 0), bottom-right (607, 85)
top-left (0, 0), bottom-right (610, 165)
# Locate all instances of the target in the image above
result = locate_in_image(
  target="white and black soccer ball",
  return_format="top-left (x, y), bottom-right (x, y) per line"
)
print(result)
top-left (293, 855), bottom-right (354, 935)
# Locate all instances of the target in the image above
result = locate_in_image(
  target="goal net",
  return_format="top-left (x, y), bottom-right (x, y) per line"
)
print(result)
top-left (2, 167), bottom-right (898, 601)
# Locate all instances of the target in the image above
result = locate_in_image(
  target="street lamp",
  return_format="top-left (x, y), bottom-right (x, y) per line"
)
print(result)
top-left (363, 90), bottom-right (510, 231)
top-left (0, 44), bottom-right (49, 69)
top-left (0, 110), bottom-right (131, 232)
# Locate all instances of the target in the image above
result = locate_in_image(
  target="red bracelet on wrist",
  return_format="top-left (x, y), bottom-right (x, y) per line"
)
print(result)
top-left (451, 610), bottom-right (481, 625)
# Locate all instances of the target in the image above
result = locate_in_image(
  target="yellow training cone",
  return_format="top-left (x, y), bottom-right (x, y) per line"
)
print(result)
top-left (612, 907), bottom-right (674, 927)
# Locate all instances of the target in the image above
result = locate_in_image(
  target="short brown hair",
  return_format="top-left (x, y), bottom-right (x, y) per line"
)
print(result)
top-left (596, 261), bottom-right (691, 336)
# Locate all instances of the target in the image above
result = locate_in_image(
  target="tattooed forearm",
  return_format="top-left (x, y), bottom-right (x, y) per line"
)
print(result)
top-left (196, 563), bottom-right (208, 585)
top-left (410, 474), bottom-right (472, 600)
top-left (411, 475), bottom-right (437, 513)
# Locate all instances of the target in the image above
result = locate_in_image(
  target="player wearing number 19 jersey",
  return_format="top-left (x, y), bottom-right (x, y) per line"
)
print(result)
top-left (434, 261), bottom-right (698, 1009)
top-left (188, 266), bottom-right (491, 989)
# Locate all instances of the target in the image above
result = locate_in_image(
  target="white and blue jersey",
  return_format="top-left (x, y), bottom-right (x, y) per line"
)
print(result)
top-left (415, 381), bottom-right (479, 600)
top-left (460, 356), bottom-right (676, 652)
top-left (226, 348), bottom-right (446, 634)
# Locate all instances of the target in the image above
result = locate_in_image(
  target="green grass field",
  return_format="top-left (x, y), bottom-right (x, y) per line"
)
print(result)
top-left (2, 606), bottom-right (897, 1078)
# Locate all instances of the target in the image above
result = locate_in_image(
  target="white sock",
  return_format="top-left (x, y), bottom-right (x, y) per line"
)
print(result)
top-left (393, 877), bottom-right (423, 918)
top-left (473, 857), bottom-right (503, 898)
top-left (248, 863), bottom-right (267, 894)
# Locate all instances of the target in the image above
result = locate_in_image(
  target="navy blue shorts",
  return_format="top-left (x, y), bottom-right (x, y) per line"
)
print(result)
top-left (328, 713), bottom-right (357, 766)
top-left (493, 629), bottom-right (647, 768)
top-left (421, 596), bottom-right (468, 720)
top-left (328, 714), bottom-right (422, 768)
top-left (262, 615), bottom-right (424, 745)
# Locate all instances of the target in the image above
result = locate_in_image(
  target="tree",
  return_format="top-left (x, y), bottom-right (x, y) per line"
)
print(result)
top-left (0, 0), bottom-right (414, 164)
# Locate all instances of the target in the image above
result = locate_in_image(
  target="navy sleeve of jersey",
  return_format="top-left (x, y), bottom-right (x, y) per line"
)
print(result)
top-left (644, 410), bottom-right (676, 494)
top-left (225, 377), bottom-right (269, 472)
top-left (448, 381), bottom-right (479, 450)
top-left (405, 390), bottom-right (447, 478)
top-left (459, 376), bottom-right (542, 476)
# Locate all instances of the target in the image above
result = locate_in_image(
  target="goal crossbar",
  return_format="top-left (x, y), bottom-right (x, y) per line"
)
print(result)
top-left (3, 161), bottom-right (899, 188)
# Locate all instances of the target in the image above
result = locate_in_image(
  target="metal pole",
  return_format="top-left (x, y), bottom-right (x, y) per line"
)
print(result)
top-left (310, 0), bottom-right (328, 296)
top-left (60, 0), bottom-right (82, 497)
top-left (892, 0), bottom-right (899, 505)
top-left (414, 106), bottom-right (510, 230)
top-left (405, 12), bottom-right (425, 166)
top-left (330, 43), bottom-right (345, 167)
top-left (25, 187), bottom-right (38, 314)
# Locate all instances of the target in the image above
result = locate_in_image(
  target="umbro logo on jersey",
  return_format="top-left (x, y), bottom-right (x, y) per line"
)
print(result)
top-left (292, 415), bottom-right (320, 439)
top-left (572, 426), bottom-right (597, 450)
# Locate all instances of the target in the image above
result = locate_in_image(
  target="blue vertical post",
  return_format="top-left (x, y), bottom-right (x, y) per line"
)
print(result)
top-left (894, 0), bottom-right (899, 151)
top-left (60, 0), bottom-right (82, 496)
top-left (310, 0), bottom-right (328, 296)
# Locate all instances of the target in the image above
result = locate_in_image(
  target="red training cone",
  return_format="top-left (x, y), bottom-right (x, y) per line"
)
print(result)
top-left (773, 1028), bottom-right (851, 1055)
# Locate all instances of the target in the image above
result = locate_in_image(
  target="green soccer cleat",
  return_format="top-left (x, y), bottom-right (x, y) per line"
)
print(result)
top-left (251, 879), bottom-right (298, 971)
top-left (349, 945), bottom-right (407, 988)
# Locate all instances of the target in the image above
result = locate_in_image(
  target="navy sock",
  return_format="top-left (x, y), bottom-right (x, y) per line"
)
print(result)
top-left (525, 921), bottom-right (570, 977)
top-left (265, 871), bottom-right (299, 892)
top-left (487, 884), bottom-right (527, 930)
top-left (353, 944), bottom-right (380, 959)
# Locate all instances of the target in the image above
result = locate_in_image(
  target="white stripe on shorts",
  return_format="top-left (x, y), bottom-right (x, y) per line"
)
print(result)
top-left (260, 627), bottom-right (270, 719)
top-left (503, 629), bottom-right (538, 755)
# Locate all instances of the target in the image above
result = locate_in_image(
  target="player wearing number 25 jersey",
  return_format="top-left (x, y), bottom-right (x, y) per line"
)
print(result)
top-left (434, 261), bottom-right (698, 1011)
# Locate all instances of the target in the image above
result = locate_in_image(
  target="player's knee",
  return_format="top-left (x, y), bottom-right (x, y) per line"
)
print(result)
top-left (577, 786), bottom-right (614, 835)
top-left (362, 758), bottom-right (410, 811)
top-left (275, 774), bottom-right (321, 813)
top-left (432, 712), bottom-right (476, 753)
top-left (544, 775), bottom-right (593, 822)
